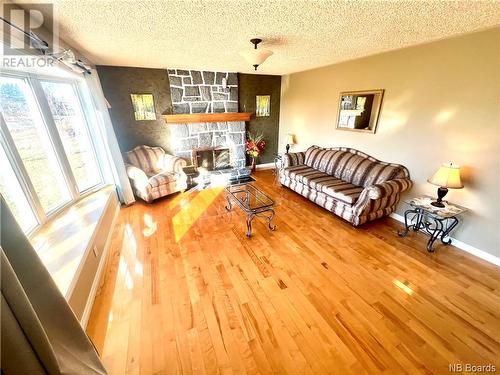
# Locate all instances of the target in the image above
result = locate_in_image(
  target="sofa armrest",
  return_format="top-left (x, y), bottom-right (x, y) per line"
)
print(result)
top-left (125, 163), bottom-right (149, 189)
top-left (160, 154), bottom-right (187, 173)
top-left (365, 178), bottom-right (412, 200)
top-left (352, 178), bottom-right (412, 216)
top-left (282, 152), bottom-right (306, 168)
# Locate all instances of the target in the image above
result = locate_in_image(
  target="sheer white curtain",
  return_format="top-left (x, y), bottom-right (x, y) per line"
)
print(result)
top-left (84, 70), bottom-right (135, 205)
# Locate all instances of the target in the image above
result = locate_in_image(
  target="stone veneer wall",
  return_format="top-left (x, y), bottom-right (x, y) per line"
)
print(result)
top-left (170, 121), bottom-right (246, 169)
top-left (167, 69), bottom-right (238, 114)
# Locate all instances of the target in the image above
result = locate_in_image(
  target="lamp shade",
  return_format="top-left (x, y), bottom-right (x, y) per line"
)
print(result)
top-left (239, 48), bottom-right (273, 67)
top-left (285, 133), bottom-right (295, 145)
top-left (428, 163), bottom-right (463, 189)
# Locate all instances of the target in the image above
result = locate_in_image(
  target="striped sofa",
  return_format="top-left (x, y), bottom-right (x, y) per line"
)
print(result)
top-left (125, 145), bottom-right (187, 203)
top-left (279, 146), bottom-right (412, 226)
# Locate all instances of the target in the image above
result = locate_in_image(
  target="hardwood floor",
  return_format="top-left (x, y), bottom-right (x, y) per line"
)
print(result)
top-left (86, 170), bottom-right (500, 374)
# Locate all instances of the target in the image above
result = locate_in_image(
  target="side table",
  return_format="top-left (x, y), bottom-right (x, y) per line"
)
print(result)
top-left (397, 196), bottom-right (467, 252)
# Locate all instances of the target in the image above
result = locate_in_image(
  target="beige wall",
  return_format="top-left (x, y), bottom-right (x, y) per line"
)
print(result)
top-left (279, 28), bottom-right (500, 258)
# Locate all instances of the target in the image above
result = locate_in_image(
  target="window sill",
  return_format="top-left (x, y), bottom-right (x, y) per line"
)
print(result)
top-left (29, 185), bottom-right (118, 300)
top-left (27, 183), bottom-right (105, 239)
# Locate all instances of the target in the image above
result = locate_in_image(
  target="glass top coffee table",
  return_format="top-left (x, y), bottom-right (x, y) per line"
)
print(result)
top-left (225, 184), bottom-right (276, 237)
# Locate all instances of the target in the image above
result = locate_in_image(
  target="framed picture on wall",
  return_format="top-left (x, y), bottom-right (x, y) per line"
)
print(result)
top-left (256, 95), bottom-right (271, 117)
top-left (335, 89), bottom-right (384, 133)
top-left (130, 93), bottom-right (156, 120)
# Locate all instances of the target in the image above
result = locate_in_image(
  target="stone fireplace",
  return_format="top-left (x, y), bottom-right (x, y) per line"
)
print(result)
top-left (169, 120), bottom-right (249, 178)
top-left (167, 69), bottom-right (250, 181)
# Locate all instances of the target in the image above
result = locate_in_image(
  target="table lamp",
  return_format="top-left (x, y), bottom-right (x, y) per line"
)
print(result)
top-left (285, 133), bottom-right (295, 153)
top-left (427, 162), bottom-right (463, 207)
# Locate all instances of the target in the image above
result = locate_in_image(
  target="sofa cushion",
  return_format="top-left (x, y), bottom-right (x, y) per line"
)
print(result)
top-left (305, 146), bottom-right (365, 180)
top-left (305, 174), bottom-right (340, 191)
top-left (304, 146), bottom-right (342, 174)
top-left (304, 146), bottom-right (320, 167)
top-left (362, 164), bottom-right (405, 186)
top-left (283, 165), bottom-right (363, 204)
top-left (282, 165), bottom-right (316, 182)
top-left (147, 171), bottom-right (177, 188)
top-left (323, 151), bottom-right (350, 177)
top-left (283, 165), bottom-right (334, 187)
top-left (319, 179), bottom-right (364, 204)
top-left (299, 171), bottom-right (337, 190)
top-left (337, 154), bottom-right (374, 185)
top-left (305, 146), bottom-right (331, 171)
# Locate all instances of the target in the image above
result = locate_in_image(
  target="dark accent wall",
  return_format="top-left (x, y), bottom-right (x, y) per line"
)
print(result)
top-left (238, 74), bottom-right (281, 164)
top-left (96, 66), bottom-right (173, 153)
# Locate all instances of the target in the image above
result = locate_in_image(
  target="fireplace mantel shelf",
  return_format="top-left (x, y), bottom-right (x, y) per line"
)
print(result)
top-left (163, 112), bottom-right (252, 124)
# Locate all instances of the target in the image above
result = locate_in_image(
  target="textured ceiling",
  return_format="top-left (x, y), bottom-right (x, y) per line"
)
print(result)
top-left (18, 0), bottom-right (500, 74)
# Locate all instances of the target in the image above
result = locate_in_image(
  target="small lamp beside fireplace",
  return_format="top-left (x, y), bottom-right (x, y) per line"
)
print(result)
top-left (427, 162), bottom-right (463, 207)
top-left (285, 133), bottom-right (296, 153)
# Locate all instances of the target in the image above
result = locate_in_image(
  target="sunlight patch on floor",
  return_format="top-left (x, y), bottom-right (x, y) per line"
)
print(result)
top-left (120, 223), bottom-right (142, 291)
top-left (124, 224), bottom-right (137, 256)
top-left (172, 187), bottom-right (224, 242)
top-left (168, 189), bottom-right (195, 209)
top-left (142, 213), bottom-right (157, 237)
top-left (134, 262), bottom-right (143, 276)
top-left (393, 279), bottom-right (413, 295)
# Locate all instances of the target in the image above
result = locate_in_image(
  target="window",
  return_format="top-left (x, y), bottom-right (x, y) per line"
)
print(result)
top-left (0, 76), bottom-right (71, 212)
top-left (41, 81), bottom-right (101, 192)
top-left (0, 71), bottom-right (104, 233)
top-left (0, 143), bottom-right (38, 232)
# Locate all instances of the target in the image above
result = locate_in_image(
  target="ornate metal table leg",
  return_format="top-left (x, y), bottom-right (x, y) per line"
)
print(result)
top-left (440, 217), bottom-right (459, 245)
top-left (413, 209), bottom-right (424, 231)
top-left (246, 213), bottom-right (256, 237)
top-left (267, 209), bottom-right (276, 231)
top-left (225, 195), bottom-right (232, 211)
top-left (397, 209), bottom-right (415, 237)
top-left (426, 218), bottom-right (444, 252)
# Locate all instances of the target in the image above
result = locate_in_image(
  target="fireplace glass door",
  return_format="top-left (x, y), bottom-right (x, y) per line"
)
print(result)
top-left (194, 148), bottom-right (231, 171)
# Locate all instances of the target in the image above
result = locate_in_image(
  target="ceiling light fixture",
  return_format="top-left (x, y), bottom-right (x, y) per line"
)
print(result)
top-left (240, 38), bottom-right (273, 71)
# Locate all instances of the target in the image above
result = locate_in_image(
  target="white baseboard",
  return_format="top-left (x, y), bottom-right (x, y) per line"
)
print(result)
top-left (80, 199), bottom-right (120, 329)
top-left (389, 213), bottom-right (500, 267)
top-left (255, 162), bottom-right (275, 170)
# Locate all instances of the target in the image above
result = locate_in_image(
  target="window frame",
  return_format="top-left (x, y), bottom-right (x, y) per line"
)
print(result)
top-left (36, 76), bottom-right (104, 194)
top-left (0, 123), bottom-right (43, 230)
top-left (0, 70), bottom-right (105, 236)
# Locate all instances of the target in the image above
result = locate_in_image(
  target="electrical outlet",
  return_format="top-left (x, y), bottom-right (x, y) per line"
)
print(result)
top-left (93, 246), bottom-right (99, 257)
